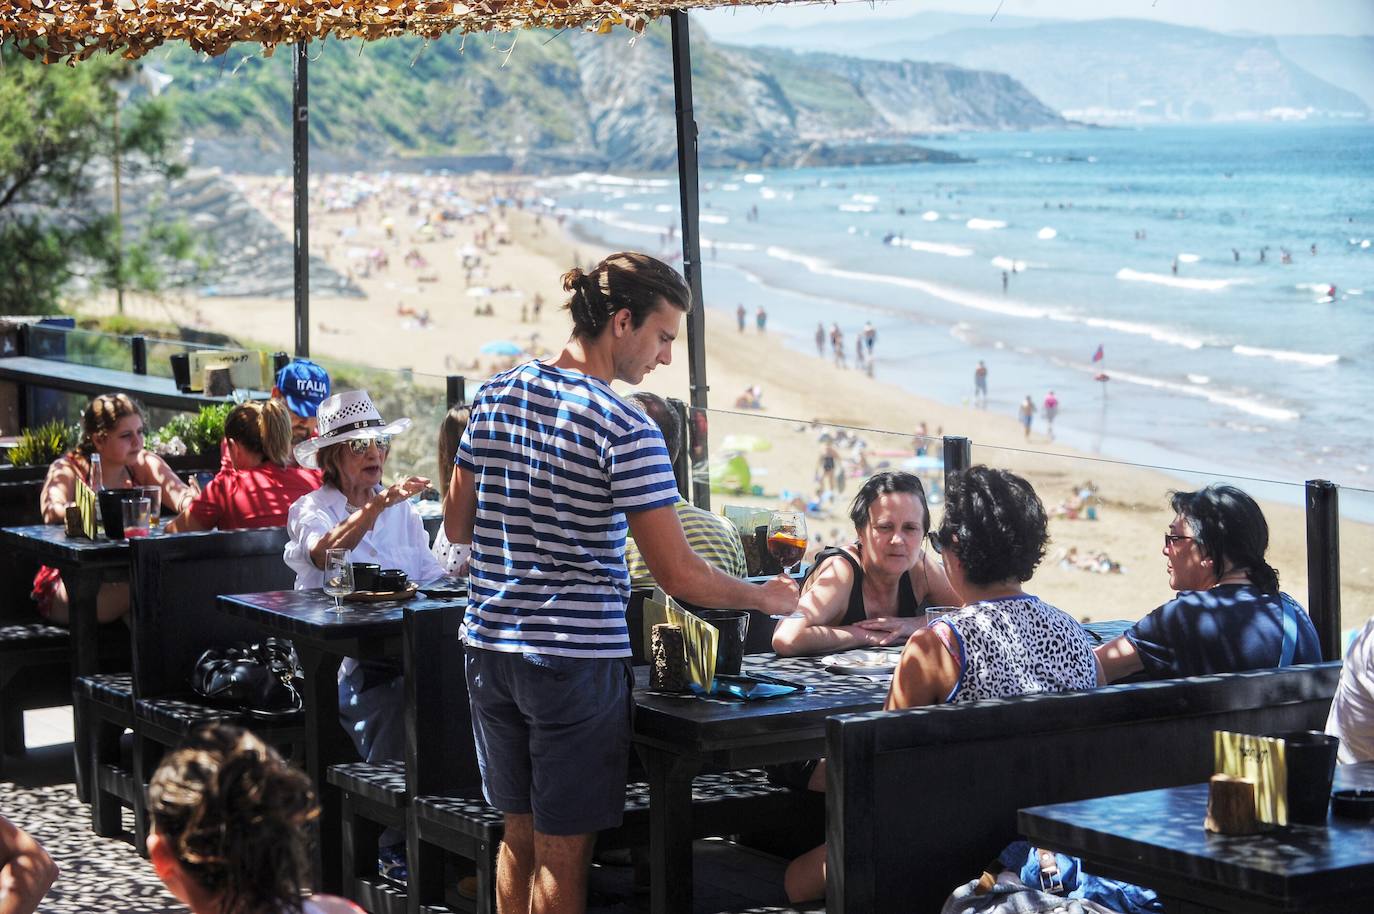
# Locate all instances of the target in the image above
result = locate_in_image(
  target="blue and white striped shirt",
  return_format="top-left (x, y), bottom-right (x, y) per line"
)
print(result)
top-left (456, 361), bottom-right (680, 657)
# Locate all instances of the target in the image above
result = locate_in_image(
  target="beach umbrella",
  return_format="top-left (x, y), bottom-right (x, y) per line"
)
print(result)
top-left (721, 434), bottom-right (772, 453)
top-left (900, 455), bottom-right (944, 472)
top-left (466, 286), bottom-right (493, 298)
top-left (480, 340), bottom-right (524, 357)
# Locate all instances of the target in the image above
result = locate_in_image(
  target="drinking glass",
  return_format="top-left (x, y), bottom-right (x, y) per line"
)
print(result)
top-left (766, 511), bottom-right (808, 573)
top-left (141, 485), bottom-right (162, 533)
top-left (121, 497), bottom-right (151, 539)
top-left (324, 548), bottom-right (354, 614)
top-left (925, 606), bottom-right (959, 629)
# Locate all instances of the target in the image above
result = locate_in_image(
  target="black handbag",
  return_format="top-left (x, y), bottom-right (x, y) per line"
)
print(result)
top-left (190, 638), bottom-right (303, 718)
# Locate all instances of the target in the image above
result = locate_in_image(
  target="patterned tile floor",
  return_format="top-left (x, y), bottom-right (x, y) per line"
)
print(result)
top-left (5, 709), bottom-right (822, 914)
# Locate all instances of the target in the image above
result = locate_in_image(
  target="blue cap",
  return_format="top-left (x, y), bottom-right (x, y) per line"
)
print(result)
top-left (274, 359), bottom-right (331, 419)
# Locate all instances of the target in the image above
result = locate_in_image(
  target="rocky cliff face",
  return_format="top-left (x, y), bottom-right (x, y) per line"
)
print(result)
top-left (161, 20), bottom-right (1067, 173)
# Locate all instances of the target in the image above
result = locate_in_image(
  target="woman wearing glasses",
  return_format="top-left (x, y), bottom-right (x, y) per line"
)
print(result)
top-left (283, 390), bottom-right (443, 879)
top-left (1094, 484), bottom-right (1320, 683)
top-left (771, 471), bottom-right (960, 657)
top-left (783, 465), bottom-right (1096, 903)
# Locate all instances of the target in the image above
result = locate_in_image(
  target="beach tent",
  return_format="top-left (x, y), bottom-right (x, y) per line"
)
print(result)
top-left (7, 0), bottom-right (817, 509)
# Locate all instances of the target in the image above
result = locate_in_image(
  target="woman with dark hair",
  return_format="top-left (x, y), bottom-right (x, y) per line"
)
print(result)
top-left (1095, 483), bottom-right (1319, 683)
top-left (772, 471), bottom-right (959, 657)
top-left (783, 466), bottom-right (1096, 904)
top-left (146, 723), bottom-right (362, 914)
top-left (166, 399), bottom-right (319, 532)
top-left (430, 405), bottom-right (471, 575)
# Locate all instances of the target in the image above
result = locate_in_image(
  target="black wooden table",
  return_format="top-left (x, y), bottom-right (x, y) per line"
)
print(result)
top-left (217, 587), bottom-right (462, 893)
top-left (635, 618), bottom-right (1132, 914)
top-left (1020, 761), bottom-right (1374, 914)
top-left (0, 355), bottom-right (267, 412)
top-left (0, 524), bottom-right (131, 799)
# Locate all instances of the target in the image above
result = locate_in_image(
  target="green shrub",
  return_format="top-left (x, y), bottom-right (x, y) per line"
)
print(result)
top-left (9, 419), bottom-right (78, 467)
top-left (148, 403), bottom-right (232, 456)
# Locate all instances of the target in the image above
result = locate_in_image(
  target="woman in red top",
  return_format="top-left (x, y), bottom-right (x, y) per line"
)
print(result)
top-left (166, 400), bottom-right (319, 532)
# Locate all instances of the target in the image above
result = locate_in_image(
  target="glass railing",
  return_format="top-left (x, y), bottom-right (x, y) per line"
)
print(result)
top-left (1340, 484), bottom-right (1374, 648)
top-left (27, 324), bottom-right (135, 371)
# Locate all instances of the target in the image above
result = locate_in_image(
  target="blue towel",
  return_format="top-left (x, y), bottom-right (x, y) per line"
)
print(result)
top-left (998, 842), bottom-right (1163, 914)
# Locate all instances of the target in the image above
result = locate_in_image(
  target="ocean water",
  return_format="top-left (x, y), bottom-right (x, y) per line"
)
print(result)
top-left (542, 124), bottom-right (1374, 494)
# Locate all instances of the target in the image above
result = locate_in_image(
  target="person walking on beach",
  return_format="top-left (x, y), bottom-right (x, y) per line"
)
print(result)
top-left (974, 360), bottom-right (988, 407)
top-left (1018, 395), bottom-right (1036, 440)
top-left (815, 322), bottom-right (826, 357)
top-left (1043, 390), bottom-right (1059, 440)
top-left (756, 305), bottom-right (768, 333)
top-left (830, 323), bottom-right (846, 368)
top-left (736, 303), bottom-right (746, 333)
top-left (444, 252), bottom-right (798, 914)
top-left (1001, 270), bottom-right (1009, 293)
top-left (863, 321), bottom-right (877, 358)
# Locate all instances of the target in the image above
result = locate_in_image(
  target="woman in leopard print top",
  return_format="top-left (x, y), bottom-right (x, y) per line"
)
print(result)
top-left (784, 466), bottom-right (1095, 904)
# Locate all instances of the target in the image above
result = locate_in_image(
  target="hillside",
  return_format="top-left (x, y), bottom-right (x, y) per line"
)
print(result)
top-left (722, 14), bottom-right (1371, 124)
top-left (151, 21), bottom-right (1066, 173)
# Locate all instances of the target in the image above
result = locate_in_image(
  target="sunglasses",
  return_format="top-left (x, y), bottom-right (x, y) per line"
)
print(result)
top-left (345, 435), bottom-right (392, 455)
top-left (926, 529), bottom-right (949, 555)
top-left (1163, 533), bottom-right (1194, 548)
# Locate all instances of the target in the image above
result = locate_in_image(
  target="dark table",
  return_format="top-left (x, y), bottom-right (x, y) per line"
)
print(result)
top-left (1020, 761), bottom-right (1374, 914)
top-left (0, 524), bottom-right (131, 800)
top-left (217, 587), bottom-right (462, 893)
top-left (0, 355), bottom-right (267, 412)
top-left (636, 618), bottom-right (1132, 914)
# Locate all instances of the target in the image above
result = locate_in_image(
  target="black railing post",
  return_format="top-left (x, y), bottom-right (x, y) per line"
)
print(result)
top-left (671, 10), bottom-right (710, 511)
top-left (293, 41), bottom-right (310, 359)
top-left (1305, 479), bottom-right (1342, 661)
top-left (446, 376), bottom-right (466, 409)
top-left (130, 335), bottom-right (147, 375)
top-left (942, 435), bottom-right (971, 495)
top-left (272, 351), bottom-right (291, 377)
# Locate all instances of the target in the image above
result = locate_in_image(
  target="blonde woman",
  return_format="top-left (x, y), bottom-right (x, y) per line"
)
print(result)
top-left (167, 400), bottom-right (319, 532)
top-left (34, 393), bottom-right (195, 623)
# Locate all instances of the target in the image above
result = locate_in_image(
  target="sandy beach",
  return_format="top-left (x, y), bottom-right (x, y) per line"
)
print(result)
top-left (96, 172), bottom-right (1373, 628)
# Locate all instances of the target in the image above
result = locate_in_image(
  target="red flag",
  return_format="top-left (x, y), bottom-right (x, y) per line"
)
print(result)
top-left (1092, 344), bottom-right (1104, 363)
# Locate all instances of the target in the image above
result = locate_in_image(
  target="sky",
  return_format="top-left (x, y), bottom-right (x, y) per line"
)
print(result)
top-left (695, 0), bottom-right (1374, 39)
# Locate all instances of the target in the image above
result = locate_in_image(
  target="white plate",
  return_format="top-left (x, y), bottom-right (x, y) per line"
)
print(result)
top-left (821, 650), bottom-right (899, 675)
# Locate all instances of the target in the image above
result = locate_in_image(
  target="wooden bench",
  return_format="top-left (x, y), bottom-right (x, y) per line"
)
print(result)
top-left (82, 528), bottom-right (302, 849)
top-left (826, 661), bottom-right (1343, 914)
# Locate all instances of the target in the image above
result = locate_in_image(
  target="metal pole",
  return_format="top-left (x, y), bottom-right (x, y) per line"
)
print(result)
top-left (1305, 479), bottom-right (1342, 661)
top-left (446, 375), bottom-right (466, 409)
top-left (293, 41), bottom-right (310, 359)
top-left (112, 101), bottom-right (125, 316)
top-left (130, 336), bottom-right (147, 375)
top-left (670, 11), bottom-right (710, 511)
top-left (942, 435), bottom-right (971, 496)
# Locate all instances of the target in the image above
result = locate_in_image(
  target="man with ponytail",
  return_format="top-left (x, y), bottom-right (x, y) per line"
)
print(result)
top-left (1095, 483), bottom-right (1320, 682)
top-left (167, 399), bottom-right (320, 532)
top-left (445, 252), bottom-right (798, 914)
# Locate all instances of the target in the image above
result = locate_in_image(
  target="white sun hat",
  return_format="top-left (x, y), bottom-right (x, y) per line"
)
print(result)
top-left (293, 389), bottom-right (412, 469)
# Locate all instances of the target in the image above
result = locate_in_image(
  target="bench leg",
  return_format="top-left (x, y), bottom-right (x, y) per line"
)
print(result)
top-left (0, 693), bottom-right (24, 759)
top-left (640, 747), bottom-right (702, 914)
top-left (132, 732), bottom-right (161, 858)
top-left (90, 715), bottom-right (125, 838)
top-left (475, 838), bottom-right (497, 914)
top-left (406, 821), bottom-right (443, 914)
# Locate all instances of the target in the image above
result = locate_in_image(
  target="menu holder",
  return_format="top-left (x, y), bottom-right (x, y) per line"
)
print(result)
top-left (1214, 730), bottom-right (1288, 826)
top-left (74, 479), bottom-right (98, 539)
top-left (642, 592), bottom-right (718, 693)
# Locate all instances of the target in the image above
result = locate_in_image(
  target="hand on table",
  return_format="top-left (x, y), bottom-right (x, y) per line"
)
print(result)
top-left (853, 616), bottom-right (921, 646)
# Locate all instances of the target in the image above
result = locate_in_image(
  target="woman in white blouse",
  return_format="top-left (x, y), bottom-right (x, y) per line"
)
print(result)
top-left (283, 390), bottom-right (443, 870)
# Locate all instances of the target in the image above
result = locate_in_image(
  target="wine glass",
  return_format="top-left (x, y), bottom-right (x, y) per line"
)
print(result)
top-left (324, 548), bottom-right (354, 614)
top-left (766, 511), bottom-right (808, 575)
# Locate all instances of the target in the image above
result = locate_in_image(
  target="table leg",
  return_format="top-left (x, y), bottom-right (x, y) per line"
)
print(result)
top-left (297, 646), bottom-right (347, 893)
top-left (640, 746), bottom-right (702, 914)
top-left (65, 570), bottom-right (102, 803)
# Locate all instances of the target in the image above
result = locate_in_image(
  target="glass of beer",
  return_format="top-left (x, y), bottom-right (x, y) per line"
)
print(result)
top-left (766, 511), bottom-right (808, 573)
top-left (141, 485), bottom-right (162, 533)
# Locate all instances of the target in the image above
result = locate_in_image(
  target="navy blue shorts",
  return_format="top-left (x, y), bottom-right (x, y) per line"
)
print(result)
top-left (465, 648), bottom-right (634, 836)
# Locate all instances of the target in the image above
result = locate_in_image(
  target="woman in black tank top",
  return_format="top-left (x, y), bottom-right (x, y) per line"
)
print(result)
top-left (772, 472), bottom-right (960, 657)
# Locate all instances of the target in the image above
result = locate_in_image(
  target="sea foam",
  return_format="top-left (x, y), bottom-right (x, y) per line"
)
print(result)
top-left (1232, 345), bottom-right (1339, 367)
top-left (1116, 268), bottom-right (1250, 291)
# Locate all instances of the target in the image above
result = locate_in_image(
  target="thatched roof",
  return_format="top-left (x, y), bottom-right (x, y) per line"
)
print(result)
top-left (2, 0), bottom-right (820, 64)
